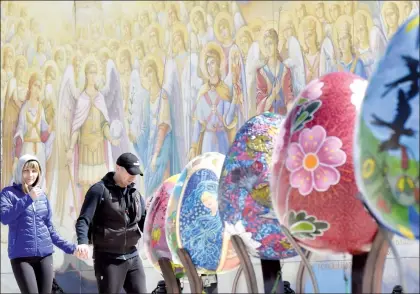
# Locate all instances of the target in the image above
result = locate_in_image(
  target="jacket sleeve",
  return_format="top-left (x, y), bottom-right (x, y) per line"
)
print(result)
top-left (0, 190), bottom-right (33, 225)
top-left (45, 198), bottom-right (76, 254)
top-left (137, 192), bottom-right (146, 232)
top-left (75, 183), bottom-right (103, 245)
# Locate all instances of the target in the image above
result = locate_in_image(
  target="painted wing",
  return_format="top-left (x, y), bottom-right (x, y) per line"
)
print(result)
top-left (375, 1), bottom-right (389, 41)
top-left (370, 25), bottom-right (387, 61)
top-left (101, 59), bottom-right (130, 160)
top-left (57, 65), bottom-right (78, 154)
top-left (285, 36), bottom-right (306, 97)
top-left (232, 2), bottom-right (246, 31)
top-left (26, 43), bottom-right (36, 67)
top-left (182, 53), bottom-right (203, 154)
top-left (128, 69), bottom-right (149, 146)
top-left (245, 41), bottom-right (265, 118)
top-left (55, 65), bottom-right (78, 197)
top-left (320, 36), bottom-right (337, 76)
top-left (179, 1), bottom-right (189, 24)
top-left (163, 58), bottom-right (187, 167)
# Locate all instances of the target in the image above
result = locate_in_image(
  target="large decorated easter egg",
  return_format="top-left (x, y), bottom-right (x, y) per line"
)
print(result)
top-left (143, 174), bottom-right (185, 278)
top-left (166, 152), bottom-right (240, 274)
top-left (354, 14), bottom-right (419, 240)
top-left (270, 72), bottom-right (378, 254)
top-left (219, 112), bottom-right (298, 260)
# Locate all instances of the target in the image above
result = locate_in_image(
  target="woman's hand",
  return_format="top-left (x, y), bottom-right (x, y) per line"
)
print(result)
top-left (28, 186), bottom-right (42, 201)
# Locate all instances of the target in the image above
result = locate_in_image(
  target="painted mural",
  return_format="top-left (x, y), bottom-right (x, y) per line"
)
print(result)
top-left (1, 1), bottom-right (419, 293)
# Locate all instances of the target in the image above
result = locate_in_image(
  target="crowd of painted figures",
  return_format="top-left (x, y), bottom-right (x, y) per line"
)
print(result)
top-left (1, 1), bottom-right (418, 226)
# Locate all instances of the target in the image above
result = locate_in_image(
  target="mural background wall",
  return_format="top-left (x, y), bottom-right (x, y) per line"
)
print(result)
top-left (1, 1), bottom-right (419, 292)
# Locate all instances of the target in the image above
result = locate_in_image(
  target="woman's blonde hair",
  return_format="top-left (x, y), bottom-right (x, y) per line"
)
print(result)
top-left (22, 160), bottom-right (41, 193)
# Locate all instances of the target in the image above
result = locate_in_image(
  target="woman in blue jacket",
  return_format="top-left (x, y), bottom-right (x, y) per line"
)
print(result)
top-left (0, 154), bottom-right (77, 293)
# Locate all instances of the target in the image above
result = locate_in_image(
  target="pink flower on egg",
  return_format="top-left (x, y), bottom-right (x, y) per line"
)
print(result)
top-left (285, 125), bottom-right (347, 196)
top-left (301, 79), bottom-right (324, 100)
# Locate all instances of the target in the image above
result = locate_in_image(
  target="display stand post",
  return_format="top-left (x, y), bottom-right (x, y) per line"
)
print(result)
top-left (158, 258), bottom-right (181, 294)
top-left (177, 248), bottom-right (203, 293)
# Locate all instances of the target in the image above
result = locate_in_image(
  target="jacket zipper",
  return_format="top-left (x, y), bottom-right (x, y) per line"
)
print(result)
top-left (32, 203), bottom-right (37, 256)
top-left (122, 189), bottom-right (127, 260)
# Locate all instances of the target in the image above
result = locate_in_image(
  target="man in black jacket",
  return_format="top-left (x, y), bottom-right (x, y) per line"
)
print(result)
top-left (75, 153), bottom-right (147, 294)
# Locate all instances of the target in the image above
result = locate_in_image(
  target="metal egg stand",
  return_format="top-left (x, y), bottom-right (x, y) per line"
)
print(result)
top-left (150, 194), bottom-right (405, 294)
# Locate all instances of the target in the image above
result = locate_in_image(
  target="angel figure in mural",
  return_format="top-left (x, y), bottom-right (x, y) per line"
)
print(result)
top-left (275, 14), bottom-right (305, 98)
top-left (53, 46), bottom-right (67, 79)
top-left (164, 2), bottom-right (182, 47)
top-left (181, 30), bottom-right (203, 157)
top-left (152, 1), bottom-right (167, 27)
top-left (1, 44), bottom-right (15, 117)
top-left (114, 45), bottom-right (146, 193)
top-left (333, 15), bottom-right (368, 79)
top-left (136, 8), bottom-right (152, 34)
top-left (207, 2), bottom-right (221, 27)
top-left (59, 57), bottom-right (123, 219)
top-left (277, 12), bottom-right (297, 60)
top-left (13, 72), bottom-right (55, 191)
top-left (1, 69), bottom-right (7, 119)
top-left (169, 22), bottom-right (189, 77)
top-left (217, 1), bottom-right (246, 32)
top-left (214, 12), bottom-right (236, 75)
top-left (54, 54), bottom-right (85, 223)
top-left (248, 24), bottom-right (293, 116)
top-left (133, 54), bottom-right (181, 198)
top-left (381, 1), bottom-right (402, 40)
top-left (179, 1), bottom-right (195, 26)
top-left (353, 9), bottom-right (387, 77)
top-left (399, 1), bottom-right (419, 19)
top-left (131, 38), bottom-right (146, 70)
top-left (297, 16), bottom-right (336, 84)
top-left (10, 18), bottom-right (27, 56)
top-left (328, 2), bottom-right (343, 24)
top-left (248, 18), bottom-right (265, 42)
top-left (225, 45), bottom-right (248, 129)
top-left (116, 46), bottom-right (147, 158)
top-left (314, 1), bottom-right (332, 37)
top-left (2, 44), bottom-right (15, 83)
top-left (235, 26), bottom-right (253, 64)
top-left (42, 61), bottom-right (59, 195)
top-left (189, 6), bottom-right (215, 54)
top-left (27, 35), bottom-right (47, 69)
top-left (294, 3), bottom-right (308, 26)
top-left (189, 42), bottom-right (237, 159)
top-left (1, 55), bottom-right (28, 189)
top-left (144, 23), bottom-right (166, 61)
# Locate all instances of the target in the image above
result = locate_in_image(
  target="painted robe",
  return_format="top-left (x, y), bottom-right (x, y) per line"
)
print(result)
top-left (192, 82), bottom-right (237, 155)
top-left (135, 89), bottom-right (180, 197)
top-left (256, 63), bottom-right (293, 116)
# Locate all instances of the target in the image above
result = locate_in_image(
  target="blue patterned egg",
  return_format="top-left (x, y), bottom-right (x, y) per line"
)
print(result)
top-left (165, 152), bottom-right (240, 274)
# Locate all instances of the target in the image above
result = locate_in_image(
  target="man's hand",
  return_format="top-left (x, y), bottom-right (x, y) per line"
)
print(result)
top-left (75, 244), bottom-right (89, 260)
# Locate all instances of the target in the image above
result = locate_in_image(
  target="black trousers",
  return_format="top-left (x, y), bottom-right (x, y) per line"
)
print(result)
top-left (11, 254), bottom-right (54, 294)
top-left (94, 254), bottom-right (147, 294)
top-left (261, 259), bottom-right (282, 293)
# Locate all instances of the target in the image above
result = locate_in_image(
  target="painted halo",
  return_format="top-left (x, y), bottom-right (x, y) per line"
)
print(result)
top-left (165, 152), bottom-right (240, 274)
top-left (219, 112), bottom-right (298, 259)
top-left (270, 72), bottom-right (378, 254)
top-left (143, 174), bottom-right (185, 278)
top-left (354, 14), bottom-right (419, 240)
